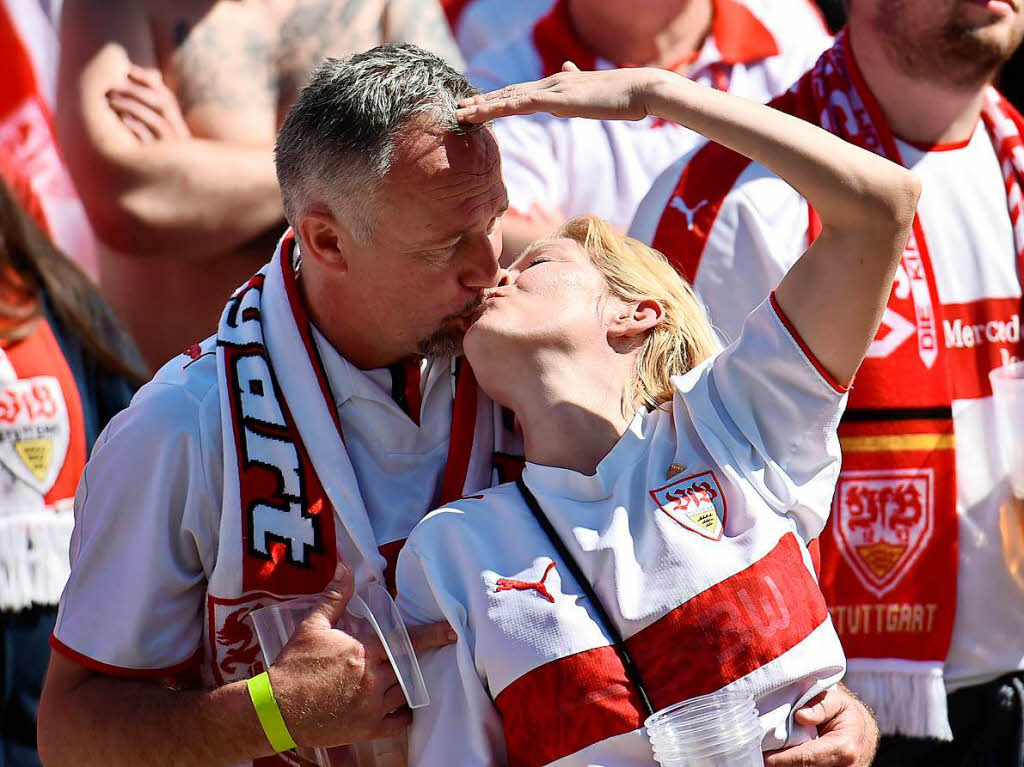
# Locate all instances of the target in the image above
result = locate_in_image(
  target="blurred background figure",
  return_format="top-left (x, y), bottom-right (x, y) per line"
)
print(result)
top-left (442, 0), bottom-right (555, 60)
top-left (1, 0), bottom-right (97, 278)
top-left (56, 0), bottom-right (462, 372)
top-left (631, 0), bottom-right (1024, 763)
top-left (465, 0), bottom-right (834, 260)
top-left (0, 178), bottom-right (143, 767)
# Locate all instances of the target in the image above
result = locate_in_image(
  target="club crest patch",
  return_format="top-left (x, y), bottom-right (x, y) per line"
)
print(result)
top-left (0, 376), bottom-right (69, 495)
top-left (649, 470), bottom-right (727, 540)
top-left (832, 468), bottom-right (934, 598)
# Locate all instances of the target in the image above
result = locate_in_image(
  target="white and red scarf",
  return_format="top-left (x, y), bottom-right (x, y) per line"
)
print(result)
top-left (206, 232), bottom-right (508, 766)
top-left (649, 31), bottom-right (1024, 739)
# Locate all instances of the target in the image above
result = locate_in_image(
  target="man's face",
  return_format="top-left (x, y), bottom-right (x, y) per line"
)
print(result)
top-left (346, 124), bottom-right (507, 360)
top-left (869, 0), bottom-right (1024, 88)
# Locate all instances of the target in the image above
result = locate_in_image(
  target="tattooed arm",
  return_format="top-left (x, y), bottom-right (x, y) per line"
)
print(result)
top-left (57, 0), bottom-right (284, 259)
top-left (384, 0), bottom-right (465, 70)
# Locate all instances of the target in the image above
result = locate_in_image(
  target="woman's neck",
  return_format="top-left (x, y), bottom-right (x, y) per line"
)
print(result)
top-left (511, 352), bottom-right (636, 476)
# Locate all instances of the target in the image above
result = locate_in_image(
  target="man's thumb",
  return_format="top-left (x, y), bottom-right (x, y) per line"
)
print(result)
top-left (305, 562), bottom-right (354, 628)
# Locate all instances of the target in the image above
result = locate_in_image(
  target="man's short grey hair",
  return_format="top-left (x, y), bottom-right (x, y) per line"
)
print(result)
top-left (275, 42), bottom-right (483, 244)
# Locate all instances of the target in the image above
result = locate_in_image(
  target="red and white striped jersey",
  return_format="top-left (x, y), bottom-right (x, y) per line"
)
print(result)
top-left (630, 123), bottom-right (1024, 691)
top-left (398, 297), bottom-right (848, 767)
top-left (466, 0), bottom-right (832, 231)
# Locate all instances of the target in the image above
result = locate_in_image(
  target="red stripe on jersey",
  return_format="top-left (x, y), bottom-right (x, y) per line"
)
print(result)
top-left (440, 0), bottom-right (474, 29)
top-left (50, 635), bottom-right (202, 686)
top-left (532, 0), bottom-right (597, 78)
top-left (439, 362), bottom-right (479, 505)
top-left (403, 359), bottom-right (422, 426)
top-left (941, 296), bottom-right (1022, 399)
top-left (711, 0), bottom-right (779, 64)
top-left (770, 291), bottom-right (850, 393)
top-left (495, 533), bottom-right (828, 767)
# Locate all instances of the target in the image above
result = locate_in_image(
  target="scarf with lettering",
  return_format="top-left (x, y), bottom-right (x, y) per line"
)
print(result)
top-left (649, 30), bottom-right (1024, 739)
top-left (208, 231), bottom-right (506, 766)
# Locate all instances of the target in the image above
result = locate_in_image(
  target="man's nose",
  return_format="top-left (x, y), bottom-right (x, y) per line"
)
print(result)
top-left (461, 233), bottom-right (502, 289)
top-left (494, 268), bottom-right (512, 288)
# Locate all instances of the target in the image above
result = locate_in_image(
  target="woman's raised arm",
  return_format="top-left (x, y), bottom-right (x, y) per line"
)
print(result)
top-left (457, 66), bottom-right (920, 388)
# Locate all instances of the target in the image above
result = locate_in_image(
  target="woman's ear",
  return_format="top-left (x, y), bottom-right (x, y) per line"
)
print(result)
top-left (297, 210), bottom-right (349, 272)
top-left (609, 299), bottom-right (663, 348)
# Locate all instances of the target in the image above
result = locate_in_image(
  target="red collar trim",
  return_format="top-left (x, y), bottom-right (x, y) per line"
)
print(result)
top-left (710, 0), bottom-right (779, 64)
top-left (893, 121), bottom-right (979, 153)
top-left (532, 0), bottom-right (777, 79)
top-left (533, 0), bottom-right (597, 77)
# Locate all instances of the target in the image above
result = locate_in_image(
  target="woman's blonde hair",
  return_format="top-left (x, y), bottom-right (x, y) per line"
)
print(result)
top-left (555, 215), bottom-right (720, 410)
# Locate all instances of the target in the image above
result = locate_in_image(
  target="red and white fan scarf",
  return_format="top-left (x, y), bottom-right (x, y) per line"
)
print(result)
top-left (0, 0), bottom-right (97, 277)
top-left (209, 232), bottom-right (499, 766)
top-left (650, 31), bottom-right (1024, 739)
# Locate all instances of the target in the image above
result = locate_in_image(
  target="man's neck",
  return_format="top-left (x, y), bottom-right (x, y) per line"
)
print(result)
top-left (504, 352), bottom-right (635, 476)
top-left (568, 0), bottom-right (713, 68)
top-left (848, 24), bottom-right (987, 147)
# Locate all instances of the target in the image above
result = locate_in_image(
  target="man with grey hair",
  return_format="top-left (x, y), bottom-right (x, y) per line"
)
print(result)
top-left (38, 43), bottom-right (875, 766)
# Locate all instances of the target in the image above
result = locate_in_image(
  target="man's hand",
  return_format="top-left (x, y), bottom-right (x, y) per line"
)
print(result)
top-left (456, 61), bottom-right (676, 124)
top-left (765, 685), bottom-right (880, 767)
top-left (268, 564), bottom-right (457, 749)
top-left (106, 65), bottom-right (191, 143)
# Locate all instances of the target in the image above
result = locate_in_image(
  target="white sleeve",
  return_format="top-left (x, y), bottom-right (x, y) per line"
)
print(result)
top-left (52, 379), bottom-right (219, 675)
top-left (673, 297), bottom-right (848, 542)
top-left (491, 115), bottom-right (567, 220)
top-left (397, 541), bottom-right (508, 767)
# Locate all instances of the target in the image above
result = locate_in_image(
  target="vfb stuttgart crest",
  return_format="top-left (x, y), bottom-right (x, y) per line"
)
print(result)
top-left (833, 469), bottom-right (934, 598)
top-left (649, 470), bottom-right (727, 540)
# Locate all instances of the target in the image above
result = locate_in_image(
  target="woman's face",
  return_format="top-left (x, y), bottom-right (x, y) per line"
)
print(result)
top-left (463, 237), bottom-right (615, 373)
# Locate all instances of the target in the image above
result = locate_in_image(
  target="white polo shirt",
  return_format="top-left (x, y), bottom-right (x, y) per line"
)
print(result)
top-left (630, 123), bottom-right (1024, 691)
top-left (467, 0), bottom-right (832, 231)
top-left (398, 297), bottom-right (848, 767)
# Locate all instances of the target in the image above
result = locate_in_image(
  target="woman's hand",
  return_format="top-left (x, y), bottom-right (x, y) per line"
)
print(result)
top-left (456, 62), bottom-right (676, 124)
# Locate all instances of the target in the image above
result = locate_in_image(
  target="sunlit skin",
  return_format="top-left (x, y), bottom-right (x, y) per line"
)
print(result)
top-left (465, 238), bottom-right (662, 474)
top-left (297, 119), bottom-right (508, 369)
top-left (848, 0), bottom-right (1024, 143)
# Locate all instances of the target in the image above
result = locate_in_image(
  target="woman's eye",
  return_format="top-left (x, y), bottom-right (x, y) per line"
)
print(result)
top-left (526, 257), bottom-right (549, 268)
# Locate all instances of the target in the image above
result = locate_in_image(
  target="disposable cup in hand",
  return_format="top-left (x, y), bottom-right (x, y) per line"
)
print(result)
top-left (645, 689), bottom-right (764, 767)
top-left (249, 583), bottom-right (430, 767)
top-left (990, 360), bottom-right (1024, 499)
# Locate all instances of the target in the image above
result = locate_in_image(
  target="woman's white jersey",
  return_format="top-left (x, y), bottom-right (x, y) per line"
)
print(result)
top-left (398, 297), bottom-right (848, 767)
top-left (465, 0), bottom-right (832, 232)
top-left (630, 125), bottom-right (1024, 691)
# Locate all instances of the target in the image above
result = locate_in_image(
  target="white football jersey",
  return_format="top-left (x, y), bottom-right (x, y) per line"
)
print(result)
top-left (466, 0), bottom-right (832, 231)
top-left (51, 337), bottom-right (516, 678)
top-left (631, 124), bottom-right (1024, 691)
top-left (398, 297), bottom-right (848, 767)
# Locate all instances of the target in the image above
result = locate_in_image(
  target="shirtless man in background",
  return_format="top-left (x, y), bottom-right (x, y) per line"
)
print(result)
top-left (58, 0), bottom-right (462, 370)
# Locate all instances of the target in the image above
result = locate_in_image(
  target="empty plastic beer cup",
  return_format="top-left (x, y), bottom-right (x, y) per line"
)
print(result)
top-left (990, 360), bottom-right (1024, 499)
top-left (249, 582), bottom-right (429, 767)
top-left (645, 689), bottom-right (764, 767)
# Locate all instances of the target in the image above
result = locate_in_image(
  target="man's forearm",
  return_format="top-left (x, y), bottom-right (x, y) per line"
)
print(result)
top-left (82, 138), bottom-right (284, 259)
top-left (38, 672), bottom-right (275, 767)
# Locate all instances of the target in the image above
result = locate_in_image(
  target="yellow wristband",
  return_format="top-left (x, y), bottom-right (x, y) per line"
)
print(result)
top-left (247, 671), bottom-right (298, 753)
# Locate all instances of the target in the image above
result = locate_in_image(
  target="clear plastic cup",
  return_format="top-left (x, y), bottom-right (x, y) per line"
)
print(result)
top-left (990, 360), bottom-right (1024, 499)
top-left (249, 582), bottom-right (429, 767)
top-left (645, 689), bottom-right (764, 767)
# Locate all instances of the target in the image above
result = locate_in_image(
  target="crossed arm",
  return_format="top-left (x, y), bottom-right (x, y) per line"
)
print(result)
top-left (57, 0), bottom-right (285, 259)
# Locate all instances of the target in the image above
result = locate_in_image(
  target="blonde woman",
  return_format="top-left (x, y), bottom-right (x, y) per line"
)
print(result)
top-left (396, 66), bottom-right (919, 767)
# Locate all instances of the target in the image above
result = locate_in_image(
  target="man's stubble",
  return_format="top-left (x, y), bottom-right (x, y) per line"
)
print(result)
top-left (875, 0), bottom-right (1024, 89)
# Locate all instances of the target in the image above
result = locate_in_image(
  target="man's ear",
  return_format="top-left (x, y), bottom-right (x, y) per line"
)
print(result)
top-left (609, 299), bottom-right (663, 349)
top-left (296, 211), bottom-right (350, 272)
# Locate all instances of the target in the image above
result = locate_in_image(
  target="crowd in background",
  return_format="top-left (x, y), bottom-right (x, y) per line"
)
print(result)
top-left (1, 0), bottom-right (1022, 765)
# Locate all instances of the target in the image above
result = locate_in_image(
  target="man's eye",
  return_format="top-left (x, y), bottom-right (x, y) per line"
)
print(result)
top-left (486, 216), bottom-right (504, 235)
